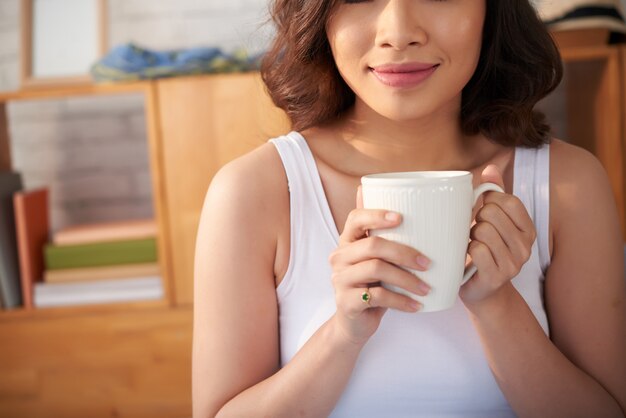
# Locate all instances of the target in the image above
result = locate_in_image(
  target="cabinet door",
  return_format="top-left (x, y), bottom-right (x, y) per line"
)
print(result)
top-left (156, 73), bottom-right (289, 305)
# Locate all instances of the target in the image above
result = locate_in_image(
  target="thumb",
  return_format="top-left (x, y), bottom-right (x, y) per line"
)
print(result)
top-left (356, 185), bottom-right (363, 209)
top-left (480, 164), bottom-right (505, 191)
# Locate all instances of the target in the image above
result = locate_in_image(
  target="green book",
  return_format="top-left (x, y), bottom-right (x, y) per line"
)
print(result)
top-left (45, 238), bottom-right (157, 270)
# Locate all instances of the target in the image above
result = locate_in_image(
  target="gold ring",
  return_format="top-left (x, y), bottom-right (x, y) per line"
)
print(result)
top-left (361, 288), bottom-right (371, 306)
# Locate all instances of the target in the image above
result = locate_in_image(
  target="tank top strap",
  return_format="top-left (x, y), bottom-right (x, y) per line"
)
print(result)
top-left (268, 132), bottom-right (339, 299)
top-left (513, 143), bottom-right (551, 275)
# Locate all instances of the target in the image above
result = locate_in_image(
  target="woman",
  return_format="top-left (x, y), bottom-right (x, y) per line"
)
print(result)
top-left (192, 0), bottom-right (626, 416)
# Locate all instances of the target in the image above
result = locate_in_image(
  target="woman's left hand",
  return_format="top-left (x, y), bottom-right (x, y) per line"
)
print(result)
top-left (459, 164), bottom-right (537, 306)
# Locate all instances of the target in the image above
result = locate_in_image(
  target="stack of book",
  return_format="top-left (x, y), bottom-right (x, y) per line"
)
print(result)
top-left (37, 219), bottom-right (163, 308)
top-left (0, 171), bottom-right (164, 310)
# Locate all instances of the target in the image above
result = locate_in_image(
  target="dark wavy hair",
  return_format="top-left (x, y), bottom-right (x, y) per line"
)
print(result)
top-left (261, 0), bottom-right (563, 147)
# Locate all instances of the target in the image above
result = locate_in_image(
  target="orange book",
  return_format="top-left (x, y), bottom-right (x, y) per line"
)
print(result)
top-left (53, 219), bottom-right (157, 246)
top-left (13, 188), bottom-right (49, 310)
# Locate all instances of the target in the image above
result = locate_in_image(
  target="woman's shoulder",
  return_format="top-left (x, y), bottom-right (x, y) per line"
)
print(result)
top-left (549, 137), bottom-right (611, 188)
top-left (549, 137), bottom-right (598, 166)
top-left (548, 137), bottom-right (619, 236)
top-left (214, 140), bottom-right (286, 185)
top-left (201, 139), bottom-right (288, 242)
top-left (208, 140), bottom-right (288, 214)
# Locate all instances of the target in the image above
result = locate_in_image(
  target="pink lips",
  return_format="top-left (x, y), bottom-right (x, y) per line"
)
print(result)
top-left (370, 62), bottom-right (439, 88)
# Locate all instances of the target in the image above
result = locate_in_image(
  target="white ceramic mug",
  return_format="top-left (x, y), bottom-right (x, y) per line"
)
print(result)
top-left (361, 171), bottom-right (504, 312)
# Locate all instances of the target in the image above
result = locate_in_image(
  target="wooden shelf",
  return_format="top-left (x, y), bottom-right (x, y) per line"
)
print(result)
top-left (0, 80), bottom-right (152, 102)
top-left (0, 77), bottom-right (187, 416)
top-left (0, 81), bottom-right (177, 309)
top-left (0, 73), bottom-right (255, 102)
top-left (0, 298), bottom-right (170, 322)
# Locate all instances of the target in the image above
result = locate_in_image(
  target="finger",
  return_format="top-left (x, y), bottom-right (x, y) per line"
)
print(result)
top-left (333, 258), bottom-right (431, 297)
top-left (467, 239), bottom-right (498, 281)
top-left (473, 165), bottom-right (506, 219)
top-left (359, 286), bottom-right (422, 313)
top-left (480, 164), bottom-right (505, 189)
top-left (330, 235), bottom-right (431, 272)
top-left (475, 203), bottom-right (534, 264)
top-left (481, 192), bottom-right (536, 238)
top-left (338, 209), bottom-right (402, 246)
top-left (356, 185), bottom-right (363, 209)
top-left (470, 221), bottom-right (516, 276)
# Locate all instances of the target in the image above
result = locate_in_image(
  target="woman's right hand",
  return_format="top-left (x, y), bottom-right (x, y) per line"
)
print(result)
top-left (327, 186), bottom-right (432, 346)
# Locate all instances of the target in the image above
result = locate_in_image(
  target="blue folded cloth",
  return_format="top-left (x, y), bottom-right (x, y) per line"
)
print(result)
top-left (91, 43), bottom-right (263, 82)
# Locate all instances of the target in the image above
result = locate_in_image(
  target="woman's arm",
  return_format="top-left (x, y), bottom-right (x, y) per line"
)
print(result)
top-left (464, 141), bottom-right (626, 416)
top-left (192, 142), bottom-right (431, 417)
top-left (192, 146), bottom-right (365, 417)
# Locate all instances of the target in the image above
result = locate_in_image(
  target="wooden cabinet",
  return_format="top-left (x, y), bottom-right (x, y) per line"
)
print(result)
top-left (0, 81), bottom-right (189, 418)
top-left (0, 73), bottom-right (288, 417)
top-left (155, 74), bottom-right (288, 305)
top-left (0, 44), bottom-right (624, 416)
top-left (0, 306), bottom-right (192, 418)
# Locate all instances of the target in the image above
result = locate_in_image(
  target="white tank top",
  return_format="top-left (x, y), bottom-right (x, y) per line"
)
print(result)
top-left (269, 131), bottom-right (551, 417)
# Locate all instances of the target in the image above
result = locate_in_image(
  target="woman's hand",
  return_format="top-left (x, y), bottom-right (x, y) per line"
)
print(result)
top-left (460, 164), bottom-right (537, 307)
top-left (328, 186), bottom-right (431, 346)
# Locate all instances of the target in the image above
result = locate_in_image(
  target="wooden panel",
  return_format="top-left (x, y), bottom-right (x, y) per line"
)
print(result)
top-left (144, 83), bottom-right (176, 306)
top-left (157, 73), bottom-right (290, 305)
top-left (0, 102), bottom-right (11, 171)
top-left (622, 46), bottom-right (626, 241)
top-left (0, 307), bottom-right (192, 418)
top-left (0, 81), bottom-right (150, 102)
top-left (566, 49), bottom-right (625, 238)
top-left (0, 299), bottom-right (169, 321)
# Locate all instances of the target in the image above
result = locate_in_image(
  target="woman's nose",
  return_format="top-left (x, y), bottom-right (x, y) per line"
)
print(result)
top-left (374, 0), bottom-right (428, 50)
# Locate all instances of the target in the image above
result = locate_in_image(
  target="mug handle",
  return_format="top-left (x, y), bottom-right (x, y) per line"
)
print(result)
top-left (461, 182), bottom-right (505, 285)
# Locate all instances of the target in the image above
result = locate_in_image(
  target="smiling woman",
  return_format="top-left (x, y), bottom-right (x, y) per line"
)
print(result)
top-left (192, 0), bottom-right (626, 417)
top-left (326, 0), bottom-right (486, 123)
top-left (261, 0), bottom-right (562, 147)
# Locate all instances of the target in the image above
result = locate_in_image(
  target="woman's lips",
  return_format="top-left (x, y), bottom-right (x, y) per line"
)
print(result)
top-left (370, 63), bottom-right (439, 88)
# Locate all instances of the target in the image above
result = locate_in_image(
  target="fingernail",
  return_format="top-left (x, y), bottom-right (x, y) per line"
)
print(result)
top-left (385, 212), bottom-right (400, 222)
top-left (418, 282), bottom-right (431, 295)
top-left (416, 255), bottom-right (431, 270)
top-left (408, 300), bottom-right (421, 311)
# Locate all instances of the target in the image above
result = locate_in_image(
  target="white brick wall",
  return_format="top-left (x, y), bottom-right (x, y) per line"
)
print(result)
top-left (6, 94), bottom-right (151, 230)
top-left (0, 0), bottom-right (270, 232)
top-left (108, 0), bottom-right (272, 52)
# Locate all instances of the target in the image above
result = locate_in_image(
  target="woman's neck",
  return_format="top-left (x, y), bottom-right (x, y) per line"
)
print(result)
top-left (306, 104), bottom-right (502, 178)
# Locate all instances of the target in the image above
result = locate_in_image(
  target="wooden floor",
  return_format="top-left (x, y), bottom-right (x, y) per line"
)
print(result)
top-left (0, 306), bottom-right (192, 418)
